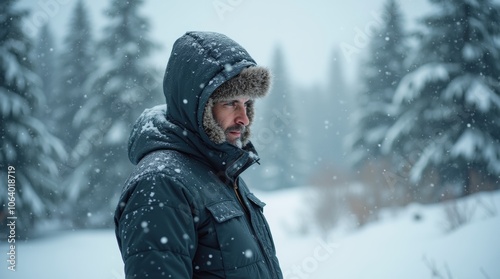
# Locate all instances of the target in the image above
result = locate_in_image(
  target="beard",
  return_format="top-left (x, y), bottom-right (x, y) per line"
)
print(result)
top-left (225, 124), bottom-right (246, 148)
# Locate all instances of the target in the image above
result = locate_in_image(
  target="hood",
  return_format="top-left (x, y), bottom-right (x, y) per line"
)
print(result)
top-left (128, 31), bottom-right (264, 180)
top-left (163, 31), bottom-right (258, 138)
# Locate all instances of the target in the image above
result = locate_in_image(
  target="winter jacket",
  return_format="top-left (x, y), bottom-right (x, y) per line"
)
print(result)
top-left (114, 31), bottom-right (283, 279)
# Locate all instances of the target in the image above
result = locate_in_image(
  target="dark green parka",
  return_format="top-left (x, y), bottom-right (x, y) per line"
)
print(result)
top-left (114, 31), bottom-right (283, 279)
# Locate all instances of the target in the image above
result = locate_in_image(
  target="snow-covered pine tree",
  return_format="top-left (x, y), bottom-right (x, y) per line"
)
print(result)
top-left (57, 0), bottom-right (95, 152)
top-left (348, 0), bottom-right (408, 169)
top-left (382, 0), bottom-right (500, 198)
top-left (346, 0), bottom-right (410, 206)
top-left (339, 0), bottom-right (409, 214)
top-left (34, 23), bottom-right (58, 131)
top-left (321, 48), bottom-right (351, 166)
top-left (254, 46), bottom-right (302, 190)
top-left (303, 48), bottom-right (352, 186)
top-left (0, 0), bottom-right (66, 235)
top-left (69, 0), bottom-right (159, 227)
top-left (54, 0), bottom-right (98, 227)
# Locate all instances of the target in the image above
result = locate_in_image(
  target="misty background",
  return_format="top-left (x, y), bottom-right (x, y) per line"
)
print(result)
top-left (1, 0), bottom-right (500, 251)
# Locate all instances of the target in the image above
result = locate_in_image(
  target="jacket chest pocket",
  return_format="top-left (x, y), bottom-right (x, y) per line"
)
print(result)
top-left (194, 200), bottom-right (262, 273)
top-left (207, 200), bottom-right (245, 223)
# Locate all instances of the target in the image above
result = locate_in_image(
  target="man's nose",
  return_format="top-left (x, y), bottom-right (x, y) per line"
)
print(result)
top-left (235, 105), bottom-right (250, 126)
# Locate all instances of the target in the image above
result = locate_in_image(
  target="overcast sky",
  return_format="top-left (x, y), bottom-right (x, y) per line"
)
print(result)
top-left (19, 0), bottom-right (437, 87)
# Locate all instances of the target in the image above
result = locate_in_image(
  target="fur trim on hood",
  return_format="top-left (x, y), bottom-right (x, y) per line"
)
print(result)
top-left (203, 66), bottom-right (271, 147)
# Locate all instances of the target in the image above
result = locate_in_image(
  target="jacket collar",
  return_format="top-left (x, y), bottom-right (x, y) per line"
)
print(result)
top-left (128, 105), bottom-right (259, 182)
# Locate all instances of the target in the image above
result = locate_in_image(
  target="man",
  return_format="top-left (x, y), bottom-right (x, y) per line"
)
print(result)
top-left (114, 31), bottom-right (283, 279)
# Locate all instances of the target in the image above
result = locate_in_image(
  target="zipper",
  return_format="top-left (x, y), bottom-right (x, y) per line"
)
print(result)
top-left (233, 180), bottom-right (250, 217)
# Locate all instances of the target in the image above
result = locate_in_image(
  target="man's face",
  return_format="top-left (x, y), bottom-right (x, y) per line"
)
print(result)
top-left (212, 96), bottom-right (252, 147)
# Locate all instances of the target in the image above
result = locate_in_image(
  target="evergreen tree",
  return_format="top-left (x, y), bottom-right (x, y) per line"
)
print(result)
top-left (348, 0), bottom-right (408, 169)
top-left (303, 47), bottom-right (352, 186)
top-left (324, 47), bottom-right (352, 165)
top-left (57, 0), bottom-right (95, 150)
top-left (253, 46), bottom-right (302, 190)
top-left (55, 0), bottom-right (98, 226)
top-left (0, 0), bottom-right (66, 235)
top-left (70, 0), bottom-right (159, 227)
top-left (34, 23), bottom-right (58, 130)
top-left (382, 0), bottom-right (500, 197)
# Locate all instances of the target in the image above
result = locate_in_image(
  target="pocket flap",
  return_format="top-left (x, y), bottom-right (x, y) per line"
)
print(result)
top-left (206, 201), bottom-right (244, 223)
top-left (246, 193), bottom-right (266, 208)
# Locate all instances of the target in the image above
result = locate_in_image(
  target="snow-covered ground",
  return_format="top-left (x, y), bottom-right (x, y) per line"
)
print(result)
top-left (1, 188), bottom-right (499, 279)
top-left (264, 188), bottom-right (500, 279)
